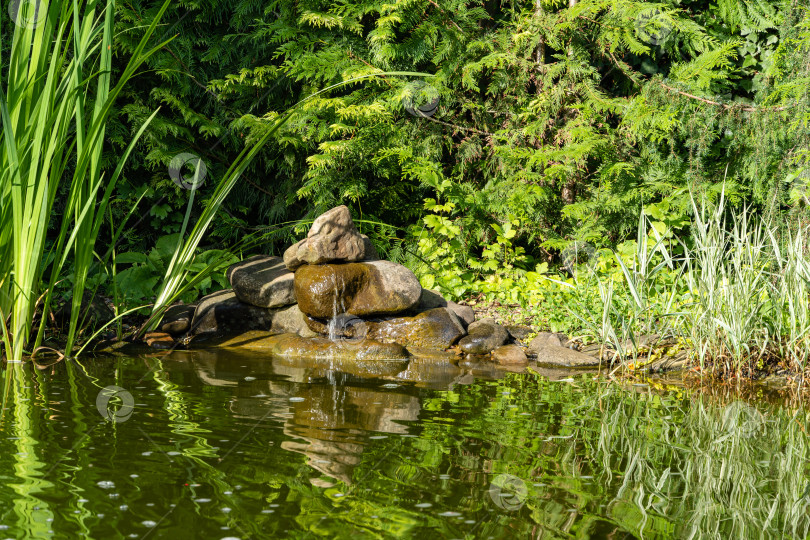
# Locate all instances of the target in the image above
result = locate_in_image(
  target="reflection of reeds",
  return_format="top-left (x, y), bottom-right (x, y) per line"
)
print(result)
top-left (6, 367), bottom-right (53, 536)
top-left (593, 385), bottom-right (810, 539)
top-left (415, 374), bottom-right (810, 538)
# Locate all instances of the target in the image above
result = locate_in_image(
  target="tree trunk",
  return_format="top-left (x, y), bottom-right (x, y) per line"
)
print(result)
top-left (562, 0), bottom-right (578, 205)
top-left (534, 0), bottom-right (545, 96)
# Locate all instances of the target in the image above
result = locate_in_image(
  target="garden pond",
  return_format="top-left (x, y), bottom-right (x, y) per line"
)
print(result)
top-left (0, 350), bottom-right (807, 539)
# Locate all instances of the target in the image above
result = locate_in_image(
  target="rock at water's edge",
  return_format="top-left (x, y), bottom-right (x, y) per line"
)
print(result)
top-left (145, 332), bottom-right (175, 350)
top-left (491, 344), bottom-right (528, 365)
top-left (160, 303), bottom-right (196, 335)
top-left (458, 318), bottom-right (508, 354)
top-left (366, 308), bottom-right (466, 350)
top-left (271, 304), bottom-right (318, 338)
top-left (190, 289), bottom-right (275, 335)
top-left (533, 344), bottom-right (602, 367)
top-left (198, 331), bottom-right (411, 363)
top-left (303, 308), bottom-right (465, 352)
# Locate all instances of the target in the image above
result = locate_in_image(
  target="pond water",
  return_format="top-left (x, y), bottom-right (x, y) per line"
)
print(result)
top-left (0, 350), bottom-right (808, 539)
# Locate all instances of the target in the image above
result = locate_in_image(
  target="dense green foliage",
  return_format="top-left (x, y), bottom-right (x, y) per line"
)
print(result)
top-left (107, 0), bottom-right (809, 256)
top-left (4, 0), bottom-right (810, 366)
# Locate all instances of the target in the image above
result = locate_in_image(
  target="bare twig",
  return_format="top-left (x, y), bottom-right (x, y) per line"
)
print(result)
top-left (659, 83), bottom-right (790, 112)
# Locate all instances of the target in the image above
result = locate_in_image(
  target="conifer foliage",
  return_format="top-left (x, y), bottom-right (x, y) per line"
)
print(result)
top-left (110, 0), bottom-right (810, 260)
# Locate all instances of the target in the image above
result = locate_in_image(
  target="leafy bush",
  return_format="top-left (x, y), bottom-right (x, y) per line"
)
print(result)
top-left (112, 235), bottom-right (236, 314)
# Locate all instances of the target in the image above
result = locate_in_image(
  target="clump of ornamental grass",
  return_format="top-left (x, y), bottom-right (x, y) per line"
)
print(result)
top-left (0, 0), bottom-right (173, 361)
top-left (569, 192), bottom-right (810, 380)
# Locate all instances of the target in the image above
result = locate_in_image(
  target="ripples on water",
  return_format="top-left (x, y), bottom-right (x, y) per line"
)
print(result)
top-left (0, 349), bottom-right (807, 539)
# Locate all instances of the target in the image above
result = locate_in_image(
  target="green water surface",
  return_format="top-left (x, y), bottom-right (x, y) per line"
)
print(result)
top-left (0, 349), bottom-right (808, 539)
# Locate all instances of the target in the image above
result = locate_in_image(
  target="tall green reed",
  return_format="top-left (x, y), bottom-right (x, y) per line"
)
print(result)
top-left (0, 0), bottom-right (172, 361)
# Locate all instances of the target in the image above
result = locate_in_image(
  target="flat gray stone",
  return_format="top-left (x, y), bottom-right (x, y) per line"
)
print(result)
top-left (416, 289), bottom-right (447, 310)
top-left (533, 344), bottom-right (602, 367)
top-left (506, 325), bottom-right (532, 341)
top-left (190, 289), bottom-right (275, 335)
top-left (227, 255), bottom-right (296, 308)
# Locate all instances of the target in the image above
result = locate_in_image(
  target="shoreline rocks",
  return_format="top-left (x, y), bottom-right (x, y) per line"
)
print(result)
top-left (190, 290), bottom-right (276, 335)
top-left (458, 319), bottom-right (508, 355)
top-left (492, 345), bottom-right (528, 366)
top-left (365, 308), bottom-right (466, 350)
top-left (160, 303), bottom-right (196, 335)
top-left (145, 203), bottom-right (686, 378)
top-left (532, 344), bottom-right (603, 367)
top-left (197, 331), bottom-right (411, 363)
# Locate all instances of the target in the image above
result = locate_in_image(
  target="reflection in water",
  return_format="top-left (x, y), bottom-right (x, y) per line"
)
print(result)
top-left (0, 350), bottom-right (807, 539)
top-left (281, 383), bottom-right (419, 485)
top-left (177, 349), bottom-right (423, 485)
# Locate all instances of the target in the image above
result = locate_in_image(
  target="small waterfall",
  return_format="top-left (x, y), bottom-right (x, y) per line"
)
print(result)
top-left (326, 268), bottom-right (347, 342)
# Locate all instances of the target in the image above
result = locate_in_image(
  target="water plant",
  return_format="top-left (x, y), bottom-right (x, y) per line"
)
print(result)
top-left (0, 0), bottom-right (173, 361)
top-left (566, 193), bottom-right (810, 377)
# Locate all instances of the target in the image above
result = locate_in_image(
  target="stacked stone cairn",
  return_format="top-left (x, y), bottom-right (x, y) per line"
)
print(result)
top-left (153, 205), bottom-right (666, 369)
top-left (157, 205), bottom-right (550, 366)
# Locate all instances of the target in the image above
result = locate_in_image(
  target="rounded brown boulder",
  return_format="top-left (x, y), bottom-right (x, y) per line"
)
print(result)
top-left (294, 261), bottom-right (421, 318)
top-left (458, 318), bottom-right (508, 354)
top-left (366, 308), bottom-right (466, 350)
top-left (491, 345), bottom-right (528, 365)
